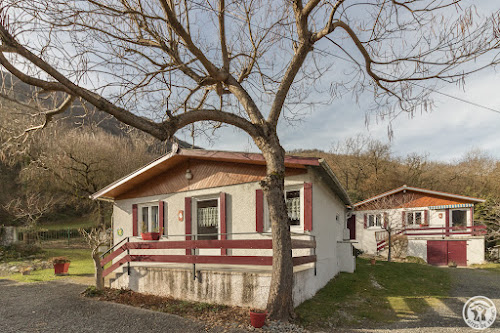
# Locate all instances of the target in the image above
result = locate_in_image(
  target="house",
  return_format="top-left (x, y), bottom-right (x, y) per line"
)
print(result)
top-left (91, 148), bottom-right (355, 309)
top-left (347, 185), bottom-right (486, 266)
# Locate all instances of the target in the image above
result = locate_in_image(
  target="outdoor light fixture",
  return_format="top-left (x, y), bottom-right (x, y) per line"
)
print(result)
top-left (185, 169), bottom-right (193, 180)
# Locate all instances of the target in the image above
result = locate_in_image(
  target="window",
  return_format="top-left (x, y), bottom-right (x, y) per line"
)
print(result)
top-left (452, 210), bottom-right (467, 227)
top-left (406, 211), bottom-right (424, 226)
top-left (197, 199), bottom-right (219, 240)
top-left (140, 204), bottom-right (160, 234)
top-left (367, 213), bottom-right (382, 228)
top-left (286, 190), bottom-right (301, 226)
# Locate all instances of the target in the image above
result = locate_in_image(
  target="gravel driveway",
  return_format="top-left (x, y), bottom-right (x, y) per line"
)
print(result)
top-left (328, 267), bottom-right (500, 333)
top-left (0, 279), bottom-right (242, 333)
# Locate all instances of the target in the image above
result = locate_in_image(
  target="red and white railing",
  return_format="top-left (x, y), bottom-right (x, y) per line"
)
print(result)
top-left (375, 225), bottom-right (486, 252)
top-left (100, 234), bottom-right (316, 278)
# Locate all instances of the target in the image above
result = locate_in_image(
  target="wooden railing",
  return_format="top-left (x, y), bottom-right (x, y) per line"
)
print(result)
top-left (376, 225), bottom-right (487, 252)
top-left (101, 237), bottom-right (317, 278)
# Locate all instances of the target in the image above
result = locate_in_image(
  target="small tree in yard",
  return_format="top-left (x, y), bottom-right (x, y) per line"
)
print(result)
top-left (363, 193), bottom-right (415, 262)
top-left (80, 227), bottom-right (110, 290)
top-left (1, 1), bottom-right (500, 320)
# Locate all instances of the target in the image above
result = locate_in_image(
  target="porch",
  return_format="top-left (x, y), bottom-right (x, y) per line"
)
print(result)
top-left (100, 233), bottom-right (318, 308)
top-left (375, 225), bottom-right (486, 252)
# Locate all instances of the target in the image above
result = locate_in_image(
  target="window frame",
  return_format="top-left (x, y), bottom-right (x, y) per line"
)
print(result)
top-left (138, 202), bottom-right (161, 236)
top-left (264, 185), bottom-right (304, 232)
top-left (450, 209), bottom-right (468, 228)
top-left (192, 194), bottom-right (221, 240)
top-left (406, 210), bottom-right (425, 227)
top-left (367, 213), bottom-right (383, 229)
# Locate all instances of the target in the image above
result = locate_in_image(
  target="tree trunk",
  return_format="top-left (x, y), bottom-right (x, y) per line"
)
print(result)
top-left (259, 141), bottom-right (294, 321)
top-left (92, 248), bottom-right (104, 290)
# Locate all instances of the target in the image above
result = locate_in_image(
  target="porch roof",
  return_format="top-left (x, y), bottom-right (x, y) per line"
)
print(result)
top-left (90, 148), bottom-right (351, 205)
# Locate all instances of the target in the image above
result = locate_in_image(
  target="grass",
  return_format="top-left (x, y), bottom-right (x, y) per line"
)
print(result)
top-left (295, 257), bottom-right (451, 328)
top-left (3, 248), bottom-right (94, 284)
top-left (471, 262), bottom-right (500, 273)
top-left (40, 215), bottom-right (98, 231)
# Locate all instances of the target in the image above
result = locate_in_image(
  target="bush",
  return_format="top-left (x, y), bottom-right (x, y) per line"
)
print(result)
top-left (0, 243), bottom-right (42, 261)
top-left (81, 286), bottom-right (104, 297)
top-left (405, 256), bottom-right (427, 264)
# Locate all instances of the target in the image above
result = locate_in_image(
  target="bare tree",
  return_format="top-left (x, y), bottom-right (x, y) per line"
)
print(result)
top-left (362, 193), bottom-right (416, 262)
top-left (4, 192), bottom-right (57, 242)
top-left (80, 227), bottom-right (110, 290)
top-left (0, 1), bottom-right (499, 320)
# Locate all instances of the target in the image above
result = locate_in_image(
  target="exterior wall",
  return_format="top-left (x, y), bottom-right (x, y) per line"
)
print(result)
top-left (0, 226), bottom-right (18, 246)
top-left (407, 239), bottom-right (428, 261)
top-left (109, 167), bottom-right (354, 307)
top-left (467, 237), bottom-right (485, 265)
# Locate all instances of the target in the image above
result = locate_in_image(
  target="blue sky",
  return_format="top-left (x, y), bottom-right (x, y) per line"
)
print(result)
top-left (177, 1), bottom-right (500, 163)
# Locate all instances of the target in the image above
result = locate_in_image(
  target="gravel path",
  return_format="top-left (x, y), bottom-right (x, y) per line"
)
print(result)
top-left (326, 267), bottom-right (500, 333)
top-left (0, 279), bottom-right (244, 333)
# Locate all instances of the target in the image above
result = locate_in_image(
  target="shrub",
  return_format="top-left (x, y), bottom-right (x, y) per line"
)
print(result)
top-left (52, 256), bottom-right (71, 264)
top-left (81, 286), bottom-right (104, 297)
top-left (405, 256), bottom-right (427, 264)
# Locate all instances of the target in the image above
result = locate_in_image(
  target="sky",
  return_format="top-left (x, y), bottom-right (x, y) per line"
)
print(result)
top-left (177, 1), bottom-right (500, 163)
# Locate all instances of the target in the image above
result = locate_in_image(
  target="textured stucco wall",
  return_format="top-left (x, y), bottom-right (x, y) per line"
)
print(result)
top-left (109, 168), bottom-right (354, 307)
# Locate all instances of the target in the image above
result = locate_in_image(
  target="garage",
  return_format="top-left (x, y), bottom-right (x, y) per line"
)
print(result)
top-left (427, 240), bottom-right (467, 266)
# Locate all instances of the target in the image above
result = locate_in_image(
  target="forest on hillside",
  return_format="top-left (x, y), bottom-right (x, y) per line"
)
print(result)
top-left (0, 76), bottom-right (498, 248)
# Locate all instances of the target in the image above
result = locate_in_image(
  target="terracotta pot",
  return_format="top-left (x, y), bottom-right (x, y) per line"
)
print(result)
top-left (249, 310), bottom-right (267, 328)
top-left (141, 232), bottom-right (161, 240)
top-left (54, 262), bottom-right (70, 275)
top-left (371, 258), bottom-right (376, 265)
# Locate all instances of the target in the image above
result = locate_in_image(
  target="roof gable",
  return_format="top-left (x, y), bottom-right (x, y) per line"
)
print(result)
top-left (91, 148), bottom-right (350, 204)
top-left (115, 158), bottom-right (306, 200)
top-left (354, 185), bottom-right (485, 210)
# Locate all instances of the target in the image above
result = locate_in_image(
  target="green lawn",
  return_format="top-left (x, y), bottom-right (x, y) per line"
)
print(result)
top-left (295, 258), bottom-right (451, 328)
top-left (471, 262), bottom-right (500, 273)
top-left (3, 248), bottom-right (94, 284)
top-left (40, 215), bottom-right (98, 231)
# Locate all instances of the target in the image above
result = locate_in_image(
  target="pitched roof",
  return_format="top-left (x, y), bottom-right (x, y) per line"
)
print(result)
top-left (353, 185), bottom-right (485, 208)
top-left (91, 148), bottom-right (351, 205)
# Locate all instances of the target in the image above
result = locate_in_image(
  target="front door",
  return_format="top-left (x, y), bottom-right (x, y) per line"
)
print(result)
top-left (347, 215), bottom-right (356, 240)
top-left (193, 198), bottom-right (220, 255)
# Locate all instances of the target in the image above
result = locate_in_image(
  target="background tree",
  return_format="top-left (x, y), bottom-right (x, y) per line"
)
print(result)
top-left (1, 0), bottom-right (500, 320)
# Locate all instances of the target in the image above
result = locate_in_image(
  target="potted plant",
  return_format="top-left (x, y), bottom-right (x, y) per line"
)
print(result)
top-left (448, 260), bottom-right (457, 268)
top-left (371, 258), bottom-right (376, 265)
top-left (249, 308), bottom-right (267, 328)
top-left (141, 224), bottom-right (160, 241)
top-left (52, 256), bottom-right (71, 275)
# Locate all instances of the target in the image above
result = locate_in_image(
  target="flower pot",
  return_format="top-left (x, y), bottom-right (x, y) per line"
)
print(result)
top-left (371, 258), bottom-right (376, 265)
top-left (54, 262), bottom-right (70, 276)
top-left (141, 232), bottom-right (161, 240)
top-left (249, 310), bottom-right (267, 328)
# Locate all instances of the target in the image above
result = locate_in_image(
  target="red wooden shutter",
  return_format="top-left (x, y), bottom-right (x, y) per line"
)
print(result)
top-left (445, 209), bottom-right (450, 236)
top-left (256, 189), bottom-right (264, 233)
top-left (220, 192), bottom-right (227, 255)
top-left (159, 201), bottom-right (165, 236)
top-left (132, 204), bottom-right (138, 236)
top-left (424, 210), bottom-right (428, 225)
top-left (304, 183), bottom-right (313, 231)
top-left (185, 197), bottom-right (192, 255)
top-left (363, 214), bottom-right (367, 229)
top-left (402, 211), bottom-right (406, 227)
top-left (384, 212), bottom-right (389, 228)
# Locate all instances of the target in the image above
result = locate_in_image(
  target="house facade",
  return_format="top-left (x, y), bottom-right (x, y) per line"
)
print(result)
top-left (92, 148), bottom-right (355, 309)
top-left (348, 185), bottom-right (486, 266)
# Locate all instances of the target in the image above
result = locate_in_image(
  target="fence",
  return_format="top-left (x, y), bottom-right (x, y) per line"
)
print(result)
top-left (17, 228), bottom-right (91, 245)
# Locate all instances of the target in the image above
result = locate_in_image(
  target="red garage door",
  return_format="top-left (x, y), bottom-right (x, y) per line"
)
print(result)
top-left (427, 240), bottom-right (467, 266)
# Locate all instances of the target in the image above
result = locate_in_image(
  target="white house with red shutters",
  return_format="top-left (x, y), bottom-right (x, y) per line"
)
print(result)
top-left (91, 148), bottom-right (355, 309)
top-left (347, 185), bottom-right (486, 266)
